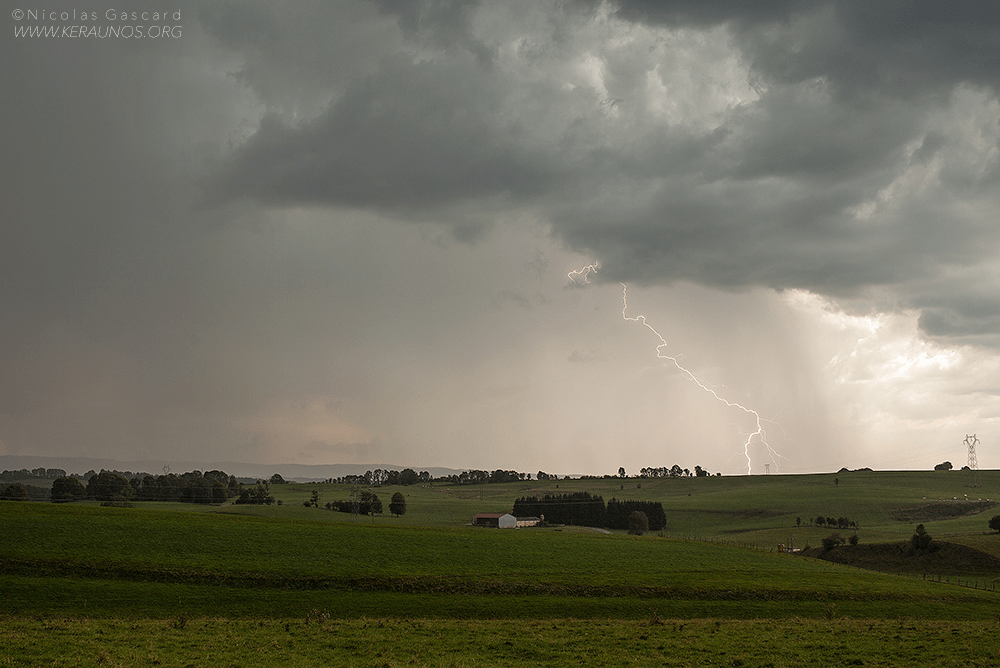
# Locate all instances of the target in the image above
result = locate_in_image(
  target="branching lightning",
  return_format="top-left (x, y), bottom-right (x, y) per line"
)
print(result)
top-left (568, 264), bottom-right (784, 475)
top-left (567, 264), bottom-right (599, 285)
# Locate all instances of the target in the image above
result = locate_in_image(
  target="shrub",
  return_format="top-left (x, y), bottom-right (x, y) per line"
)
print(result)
top-left (100, 499), bottom-right (134, 508)
top-left (989, 515), bottom-right (1000, 533)
top-left (1, 483), bottom-right (29, 501)
top-left (821, 533), bottom-right (844, 551)
top-left (627, 510), bottom-right (649, 536)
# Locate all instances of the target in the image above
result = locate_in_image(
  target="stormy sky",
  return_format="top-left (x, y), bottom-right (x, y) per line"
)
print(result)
top-left (4, 0), bottom-right (1000, 475)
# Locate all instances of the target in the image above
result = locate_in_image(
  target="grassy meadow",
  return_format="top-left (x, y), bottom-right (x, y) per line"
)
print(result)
top-left (4, 469), bottom-right (1000, 666)
top-left (227, 468), bottom-right (1000, 547)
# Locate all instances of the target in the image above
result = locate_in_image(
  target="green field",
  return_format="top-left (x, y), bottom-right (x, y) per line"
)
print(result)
top-left (222, 468), bottom-right (1000, 548)
top-left (4, 469), bottom-right (1000, 666)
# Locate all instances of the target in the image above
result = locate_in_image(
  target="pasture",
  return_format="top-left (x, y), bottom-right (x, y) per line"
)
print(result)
top-left (227, 468), bottom-right (1000, 548)
top-left (3, 469), bottom-right (1000, 666)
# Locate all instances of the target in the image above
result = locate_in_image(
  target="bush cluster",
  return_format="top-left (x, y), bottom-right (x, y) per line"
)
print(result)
top-left (326, 490), bottom-right (382, 515)
top-left (814, 516), bottom-right (857, 529)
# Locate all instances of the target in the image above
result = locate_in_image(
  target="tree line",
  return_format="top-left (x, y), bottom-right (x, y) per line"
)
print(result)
top-left (329, 468), bottom-right (559, 487)
top-left (579, 465), bottom-right (718, 480)
top-left (1, 468), bottom-right (68, 481)
top-left (0, 469), bottom-right (285, 506)
top-left (606, 499), bottom-right (667, 531)
top-left (636, 465), bottom-right (716, 478)
top-left (0, 482), bottom-right (50, 501)
top-left (808, 515), bottom-right (858, 530)
top-left (512, 492), bottom-right (667, 531)
top-left (326, 490), bottom-right (384, 515)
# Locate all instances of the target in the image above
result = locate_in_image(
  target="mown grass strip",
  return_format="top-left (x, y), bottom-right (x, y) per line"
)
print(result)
top-left (4, 554), bottom-right (994, 603)
top-left (4, 616), bottom-right (1000, 667)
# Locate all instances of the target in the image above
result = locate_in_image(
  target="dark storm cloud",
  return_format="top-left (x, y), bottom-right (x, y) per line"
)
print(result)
top-left (214, 55), bottom-right (557, 210)
top-left (617, 0), bottom-right (1000, 96)
top-left (612, 0), bottom-right (816, 29)
top-left (196, 1), bottom-right (401, 113)
top-left (370, 0), bottom-right (497, 67)
top-left (207, 1), bottom-right (1000, 348)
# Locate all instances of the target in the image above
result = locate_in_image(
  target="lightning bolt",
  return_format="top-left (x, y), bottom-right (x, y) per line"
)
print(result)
top-left (566, 264), bottom-right (599, 285)
top-left (568, 265), bottom-right (784, 475)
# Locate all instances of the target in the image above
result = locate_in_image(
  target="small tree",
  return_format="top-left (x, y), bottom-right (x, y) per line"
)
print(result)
top-left (627, 510), bottom-right (649, 536)
top-left (796, 516), bottom-right (801, 527)
top-left (911, 524), bottom-right (933, 551)
top-left (933, 461), bottom-right (953, 471)
top-left (989, 515), bottom-right (1000, 533)
top-left (310, 490), bottom-right (320, 508)
top-left (849, 534), bottom-right (859, 546)
top-left (816, 516), bottom-right (826, 527)
top-left (389, 492), bottom-right (407, 517)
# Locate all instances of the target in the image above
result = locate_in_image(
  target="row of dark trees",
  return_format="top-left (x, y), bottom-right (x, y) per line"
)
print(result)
top-left (306, 489), bottom-right (407, 517)
top-left (82, 470), bottom-right (246, 504)
top-left (513, 492), bottom-right (607, 527)
top-left (330, 468), bottom-right (559, 487)
top-left (812, 515), bottom-right (858, 529)
top-left (1, 468), bottom-right (68, 481)
top-left (331, 469), bottom-right (430, 486)
top-left (1, 483), bottom-right (49, 501)
top-left (580, 465), bottom-right (718, 480)
top-left (327, 490), bottom-right (383, 515)
top-left (512, 492), bottom-right (667, 531)
top-left (6, 466), bottom-right (567, 492)
top-left (437, 469), bottom-right (534, 485)
top-left (234, 481), bottom-right (276, 505)
top-left (636, 465), bottom-right (716, 478)
top-left (0, 469), bottom-right (278, 505)
top-left (606, 499), bottom-right (667, 531)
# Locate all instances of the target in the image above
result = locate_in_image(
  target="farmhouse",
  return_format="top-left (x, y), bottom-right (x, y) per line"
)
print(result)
top-left (473, 513), bottom-right (516, 528)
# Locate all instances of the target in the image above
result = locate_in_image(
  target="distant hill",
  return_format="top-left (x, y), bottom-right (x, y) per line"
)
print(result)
top-left (0, 455), bottom-right (464, 482)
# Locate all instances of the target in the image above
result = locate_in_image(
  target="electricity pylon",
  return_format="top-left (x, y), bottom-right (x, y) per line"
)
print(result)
top-left (965, 434), bottom-right (981, 488)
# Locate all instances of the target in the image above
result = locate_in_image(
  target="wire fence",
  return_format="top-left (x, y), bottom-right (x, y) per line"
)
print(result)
top-left (882, 570), bottom-right (1000, 592)
top-left (663, 532), bottom-right (1000, 593)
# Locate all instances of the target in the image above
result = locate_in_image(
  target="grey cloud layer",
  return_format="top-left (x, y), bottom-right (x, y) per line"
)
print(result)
top-left (211, 1), bottom-right (1000, 345)
top-left (4, 0), bottom-right (999, 471)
